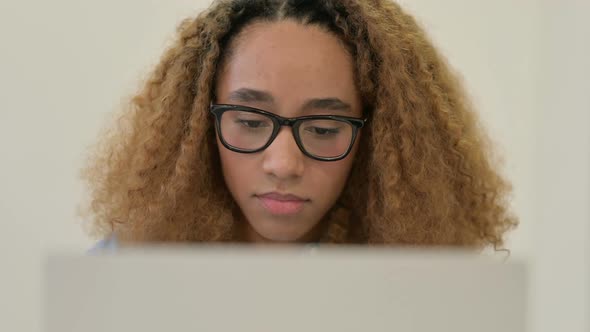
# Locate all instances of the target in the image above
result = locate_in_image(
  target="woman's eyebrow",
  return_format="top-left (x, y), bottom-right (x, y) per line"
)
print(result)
top-left (302, 98), bottom-right (351, 113)
top-left (227, 88), bottom-right (351, 113)
top-left (228, 88), bottom-right (275, 104)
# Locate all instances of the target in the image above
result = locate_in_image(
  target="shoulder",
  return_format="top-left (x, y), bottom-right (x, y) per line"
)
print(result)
top-left (87, 234), bottom-right (118, 254)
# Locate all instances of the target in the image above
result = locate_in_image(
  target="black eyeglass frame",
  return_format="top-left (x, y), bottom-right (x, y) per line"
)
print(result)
top-left (210, 103), bottom-right (367, 162)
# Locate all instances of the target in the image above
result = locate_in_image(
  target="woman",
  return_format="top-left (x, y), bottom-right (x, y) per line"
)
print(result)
top-left (83, 0), bottom-right (516, 249)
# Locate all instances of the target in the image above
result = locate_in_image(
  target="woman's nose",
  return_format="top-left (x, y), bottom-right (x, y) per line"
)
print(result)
top-left (261, 127), bottom-right (305, 180)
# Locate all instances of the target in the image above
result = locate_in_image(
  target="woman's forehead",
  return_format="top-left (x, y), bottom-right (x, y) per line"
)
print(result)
top-left (216, 20), bottom-right (361, 111)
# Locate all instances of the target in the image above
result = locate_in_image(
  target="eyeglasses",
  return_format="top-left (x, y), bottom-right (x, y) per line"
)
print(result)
top-left (210, 104), bottom-right (367, 161)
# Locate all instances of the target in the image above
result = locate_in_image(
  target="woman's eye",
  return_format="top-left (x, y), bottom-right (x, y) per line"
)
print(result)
top-left (306, 127), bottom-right (340, 135)
top-left (237, 120), bottom-right (268, 128)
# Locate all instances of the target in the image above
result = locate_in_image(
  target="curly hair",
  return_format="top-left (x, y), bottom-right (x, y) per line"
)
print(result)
top-left (82, 0), bottom-right (517, 248)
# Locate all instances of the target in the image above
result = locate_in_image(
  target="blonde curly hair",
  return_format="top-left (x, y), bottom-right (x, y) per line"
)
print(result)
top-left (82, 0), bottom-right (517, 248)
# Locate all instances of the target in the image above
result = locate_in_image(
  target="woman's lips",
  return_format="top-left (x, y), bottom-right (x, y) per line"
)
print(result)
top-left (257, 192), bottom-right (308, 215)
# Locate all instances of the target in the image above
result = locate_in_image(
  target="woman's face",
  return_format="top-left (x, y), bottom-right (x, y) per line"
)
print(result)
top-left (215, 20), bottom-right (363, 243)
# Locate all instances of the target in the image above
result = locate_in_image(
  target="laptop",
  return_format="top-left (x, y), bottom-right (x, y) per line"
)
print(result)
top-left (44, 246), bottom-right (526, 332)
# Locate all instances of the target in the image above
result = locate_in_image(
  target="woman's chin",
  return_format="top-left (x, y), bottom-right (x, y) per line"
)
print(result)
top-left (248, 222), bottom-right (314, 244)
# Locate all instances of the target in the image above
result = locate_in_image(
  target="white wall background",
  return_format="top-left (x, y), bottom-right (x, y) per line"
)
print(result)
top-left (0, 1), bottom-right (587, 331)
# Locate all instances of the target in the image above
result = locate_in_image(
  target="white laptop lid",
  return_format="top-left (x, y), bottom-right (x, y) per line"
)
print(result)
top-left (45, 247), bottom-right (526, 332)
